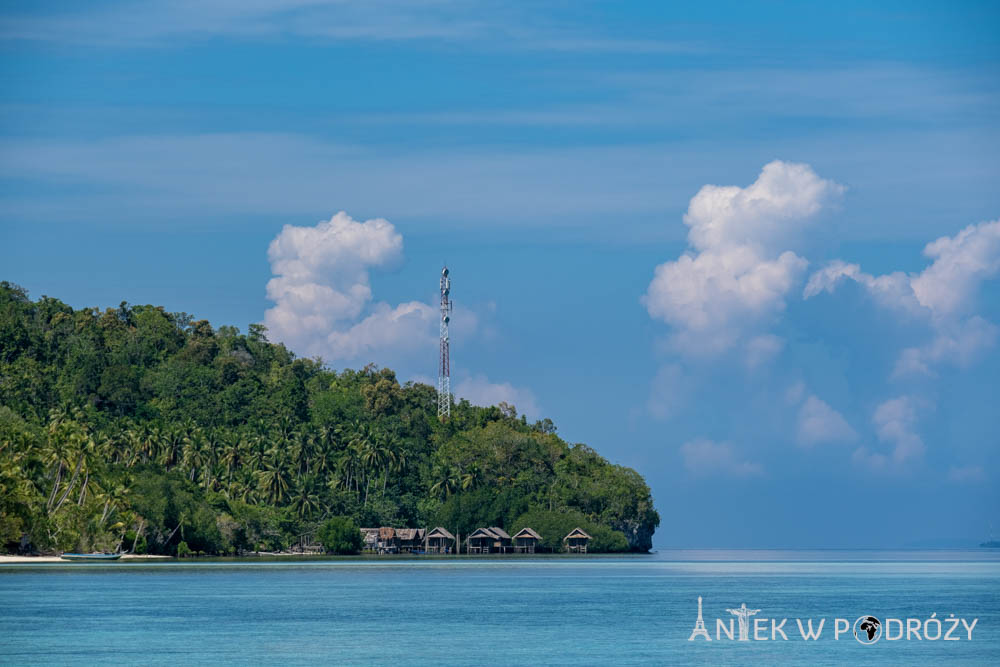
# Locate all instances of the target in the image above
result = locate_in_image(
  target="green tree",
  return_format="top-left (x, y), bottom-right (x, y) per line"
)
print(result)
top-left (317, 516), bottom-right (362, 555)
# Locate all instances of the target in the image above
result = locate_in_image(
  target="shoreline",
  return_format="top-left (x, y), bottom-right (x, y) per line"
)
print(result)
top-left (0, 554), bottom-right (172, 563)
top-left (0, 551), bottom-right (643, 564)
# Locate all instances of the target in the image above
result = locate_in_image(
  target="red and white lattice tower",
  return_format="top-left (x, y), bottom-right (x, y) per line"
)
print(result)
top-left (437, 266), bottom-right (452, 419)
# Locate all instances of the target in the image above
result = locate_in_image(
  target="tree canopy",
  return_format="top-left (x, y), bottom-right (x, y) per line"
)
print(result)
top-left (0, 282), bottom-right (659, 555)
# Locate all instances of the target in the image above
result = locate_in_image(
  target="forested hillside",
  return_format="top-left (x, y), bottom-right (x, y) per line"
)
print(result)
top-left (0, 282), bottom-right (659, 555)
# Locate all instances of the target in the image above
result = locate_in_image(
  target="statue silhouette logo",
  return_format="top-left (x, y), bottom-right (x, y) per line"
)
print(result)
top-left (853, 615), bottom-right (882, 644)
top-left (687, 596), bottom-right (712, 641)
top-left (726, 602), bottom-right (761, 641)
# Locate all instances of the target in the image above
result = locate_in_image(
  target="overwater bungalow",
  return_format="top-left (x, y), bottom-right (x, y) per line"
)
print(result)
top-left (563, 528), bottom-right (591, 553)
top-left (466, 527), bottom-right (512, 554)
top-left (425, 527), bottom-right (456, 554)
top-left (377, 526), bottom-right (398, 554)
top-left (396, 528), bottom-right (425, 553)
top-left (512, 527), bottom-right (542, 553)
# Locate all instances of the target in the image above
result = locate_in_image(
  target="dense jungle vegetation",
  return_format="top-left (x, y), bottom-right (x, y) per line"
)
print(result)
top-left (0, 282), bottom-right (659, 555)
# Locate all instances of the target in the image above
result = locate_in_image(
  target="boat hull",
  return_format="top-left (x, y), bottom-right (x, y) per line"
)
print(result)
top-left (60, 553), bottom-right (122, 561)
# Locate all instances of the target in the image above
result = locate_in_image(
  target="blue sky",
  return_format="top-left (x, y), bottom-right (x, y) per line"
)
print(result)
top-left (2, 1), bottom-right (999, 548)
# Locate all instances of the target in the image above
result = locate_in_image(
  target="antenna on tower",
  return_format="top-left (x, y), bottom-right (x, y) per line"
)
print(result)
top-left (438, 266), bottom-right (452, 420)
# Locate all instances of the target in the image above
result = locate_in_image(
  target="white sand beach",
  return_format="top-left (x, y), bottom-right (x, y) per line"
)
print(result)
top-left (0, 554), bottom-right (171, 563)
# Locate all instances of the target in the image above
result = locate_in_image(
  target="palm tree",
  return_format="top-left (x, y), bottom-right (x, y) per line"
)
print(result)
top-left (430, 466), bottom-right (460, 499)
top-left (158, 426), bottom-right (184, 468)
top-left (461, 464), bottom-right (482, 491)
top-left (256, 456), bottom-right (290, 505)
top-left (289, 480), bottom-right (322, 519)
top-left (219, 434), bottom-right (244, 483)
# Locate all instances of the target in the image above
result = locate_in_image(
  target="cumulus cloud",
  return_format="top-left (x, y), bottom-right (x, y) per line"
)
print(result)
top-left (806, 219), bottom-right (1000, 375)
top-left (264, 211), bottom-right (437, 362)
top-left (911, 219), bottom-right (1000, 317)
top-left (683, 160), bottom-right (845, 253)
top-left (680, 439), bottom-right (763, 478)
top-left (644, 160), bottom-right (843, 358)
top-left (853, 396), bottom-right (926, 471)
top-left (455, 374), bottom-right (540, 419)
top-left (803, 260), bottom-right (920, 314)
top-left (796, 395), bottom-right (857, 447)
top-left (894, 316), bottom-right (998, 377)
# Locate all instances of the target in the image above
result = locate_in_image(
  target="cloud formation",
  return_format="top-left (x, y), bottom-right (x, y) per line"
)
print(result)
top-left (806, 219), bottom-right (1000, 376)
top-left (796, 395), bottom-right (857, 447)
top-left (264, 212), bottom-right (436, 362)
top-left (852, 396), bottom-right (926, 472)
top-left (644, 160), bottom-right (844, 357)
top-left (680, 439), bottom-right (763, 478)
top-left (455, 374), bottom-right (541, 420)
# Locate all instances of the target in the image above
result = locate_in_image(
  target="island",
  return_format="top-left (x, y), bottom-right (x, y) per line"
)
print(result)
top-left (0, 282), bottom-right (659, 557)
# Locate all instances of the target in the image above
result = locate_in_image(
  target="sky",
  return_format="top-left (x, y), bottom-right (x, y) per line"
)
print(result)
top-left (2, 1), bottom-right (999, 548)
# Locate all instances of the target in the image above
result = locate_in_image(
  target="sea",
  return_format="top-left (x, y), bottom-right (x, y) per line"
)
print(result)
top-left (1, 550), bottom-right (997, 665)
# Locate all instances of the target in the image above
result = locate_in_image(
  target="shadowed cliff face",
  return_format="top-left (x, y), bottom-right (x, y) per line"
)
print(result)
top-left (616, 518), bottom-right (656, 553)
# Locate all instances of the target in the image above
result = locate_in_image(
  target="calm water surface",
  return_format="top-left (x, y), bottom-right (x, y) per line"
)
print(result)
top-left (2, 550), bottom-right (998, 665)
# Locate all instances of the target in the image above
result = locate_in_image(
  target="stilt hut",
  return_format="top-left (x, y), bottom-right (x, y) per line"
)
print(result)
top-left (425, 527), bottom-right (455, 554)
top-left (466, 527), bottom-right (512, 554)
top-left (512, 528), bottom-right (542, 553)
top-left (360, 528), bottom-right (379, 553)
top-left (377, 526), bottom-right (398, 554)
top-left (396, 528), bottom-right (425, 552)
top-left (563, 528), bottom-right (592, 553)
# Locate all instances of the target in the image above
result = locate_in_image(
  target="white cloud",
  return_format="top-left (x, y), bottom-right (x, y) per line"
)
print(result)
top-left (683, 160), bottom-right (845, 254)
top-left (324, 301), bottom-right (437, 361)
top-left (680, 439), bottom-right (763, 478)
top-left (455, 374), bottom-right (540, 419)
top-left (911, 219), bottom-right (1000, 318)
top-left (806, 220), bottom-right (1000, 375)
top-left (803, 260), bottom-right (920, 314)
top-left (854, 396), bottom-right (926, 471)
top-left (645, 246), bottom-right (807, 356)
top-left (947, 465), bottom-right (987, 484)
top-left (263, 211), bottom-right (436, 363)
top-left (643, 160), bottom-right (843, 358)
top-left (893, 316), bottom-right (998, 377)
top-left (796, 395), bottom-right (857, 447)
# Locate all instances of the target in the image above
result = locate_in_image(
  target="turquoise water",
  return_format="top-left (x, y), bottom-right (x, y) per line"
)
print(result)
top-left (2, 550), bottom-right (998, 665)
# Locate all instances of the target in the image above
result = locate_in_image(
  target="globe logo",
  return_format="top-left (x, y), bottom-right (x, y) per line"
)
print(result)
top-left (853, 615), bottom-right (882, 644)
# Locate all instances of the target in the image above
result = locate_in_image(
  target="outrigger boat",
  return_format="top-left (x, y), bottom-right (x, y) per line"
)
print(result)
top-left (60, 553), bottom-right (122, 561)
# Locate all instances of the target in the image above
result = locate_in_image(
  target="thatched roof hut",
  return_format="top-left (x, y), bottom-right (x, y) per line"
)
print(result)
top-left (426, 526), bottom-right (455, 554)
top-left (563, 527), bottom-right (592, 553)
top-left (395, 528), bottom-right (425, 552)
top-left (466, 527), bottom-right (512, 554)
top-left (360, 528), bottom-right (379, 551)
top-left (512, 527), bottom-right (542, 553)
top-left (376, 526), bottom-right (398, 553)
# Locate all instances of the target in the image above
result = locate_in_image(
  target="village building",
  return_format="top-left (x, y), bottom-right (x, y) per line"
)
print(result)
top-left (425, 527), bottom-right (456, 554)
top-left (466, 527), bottom-right (512, 554)
top-left (563, 527), bottom-right (592, 553)
top-left (395, 528), bottom-right (425, 553)
top-left (360, 528), bottom-right (379, 553)
top-left (512, 527), bottom-right (542, 553)
top-left (377, 526), bottom-right (398, 554)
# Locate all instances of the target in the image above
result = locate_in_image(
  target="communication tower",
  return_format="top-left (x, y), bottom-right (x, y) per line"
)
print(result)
top-left (437, 266), bottom-right (452, 419)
